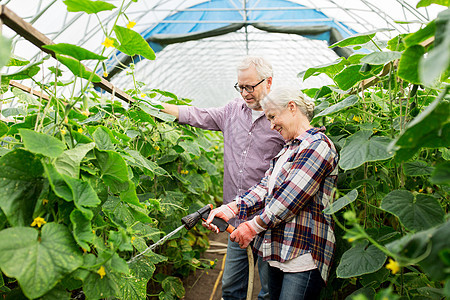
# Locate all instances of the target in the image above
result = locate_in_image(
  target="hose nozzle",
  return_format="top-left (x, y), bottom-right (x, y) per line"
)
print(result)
top-left (181, 204), bottom-right (235, 233)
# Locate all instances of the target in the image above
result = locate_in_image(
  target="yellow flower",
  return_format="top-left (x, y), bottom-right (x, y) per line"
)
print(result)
top-left (42, 199), bottom-right (49, 205)
top-left (82, 248), bottom-right (87, 253)
top-left (210, 260), bottom-right (214, 266)
top-left (64, 116), bottom-right (68, 124)
top-left (352, 116), bottom-right (361, 122)
top-left (154, 146), bottom-right (160, 151)
top-left (101, 37), bottom-right (115, 48)
top-left (347, 237), bottom-right (356, 242)
top-left (92, 230), bottom-right (95, 234)
top-left (78, 128), bottom-right (83, 133)
top-left (375, 166), bottom-right (378, 172)
top-left (97, 266), bottom-right (106, 279)
top-left (82, 110), bottom-right (90, 116)
top-left (140, 93), bottom-right (146, 98)
top-left (214, 146), bottom-right (219, 150)
top-left (31, 217), bottom-right (47, 228)
top-left (386, 259), bottom-right (400, 274)
top-left (126, 20), bottom-right (136, 29)
top-left (131, 236), bottom-right (136, 243)
top-left (61, 129), bottom-right (66, 135)
top-left (103, 72), bottom-right (109, 77)
top-left (418, 189), bottom-right (424, 193)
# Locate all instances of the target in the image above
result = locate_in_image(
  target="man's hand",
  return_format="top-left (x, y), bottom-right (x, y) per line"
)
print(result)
top-left (230, 217), bottom-right (265, 248)
top-left (202, 203), bottom-right (237, 233)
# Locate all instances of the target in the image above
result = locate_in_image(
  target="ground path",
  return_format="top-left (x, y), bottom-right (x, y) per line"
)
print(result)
top-left (182, 232), bottom-right (262, 300)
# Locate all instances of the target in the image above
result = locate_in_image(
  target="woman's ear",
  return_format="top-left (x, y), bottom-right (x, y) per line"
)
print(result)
top-left (288, 101), bottom-right (297, 113)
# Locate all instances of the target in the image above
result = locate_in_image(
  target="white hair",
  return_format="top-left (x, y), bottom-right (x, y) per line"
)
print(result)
top-left (237, 56), bottom-right (273, 80)
top-left (261, 86), bottom-right (315, 121)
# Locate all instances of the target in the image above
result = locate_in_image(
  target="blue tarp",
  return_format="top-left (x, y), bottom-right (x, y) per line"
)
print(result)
top-left (103, 0), bottom-right (358, 78)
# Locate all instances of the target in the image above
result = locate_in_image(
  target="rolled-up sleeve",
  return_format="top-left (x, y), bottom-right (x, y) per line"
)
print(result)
top-left (236, 168), bottom-right (271, 219)
top-left (260, 140), bottom-right (336, 228)
top-left (178, 105), bottom-right (229, 131)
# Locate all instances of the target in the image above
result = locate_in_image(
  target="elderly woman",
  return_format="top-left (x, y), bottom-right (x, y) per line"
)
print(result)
top-left (206, 86), bottom-right (338, 299)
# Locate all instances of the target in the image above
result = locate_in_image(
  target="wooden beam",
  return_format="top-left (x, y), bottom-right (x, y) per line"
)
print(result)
top-left (0, 5), bottom-right (134, 104)
top-left (9, 80), bottom-right (51, 101)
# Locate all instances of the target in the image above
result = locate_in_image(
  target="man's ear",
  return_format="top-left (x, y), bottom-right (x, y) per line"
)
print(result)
top-left (266, 77), bottom-right (273, 89)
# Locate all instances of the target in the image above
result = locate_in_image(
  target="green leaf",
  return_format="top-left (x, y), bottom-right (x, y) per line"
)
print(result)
top-left (83, 270), bottom-right (120, 299)
top-left (0, 122), bottom-right (8, 137)
top-left (129, 256), bottom-right (157, 279)
top-left (403, 160), bottom-right (434, 176)
top-left (161, 276), bottom-right (185, 298)
top-left (419, 22), bottom-right (450, 86)
top-left (120, 181), bottom-right (144, 208)
top-left (43, 43), bottom-right (107, 61)
top-left (403, 21), bottom-right (436, 47)
top-left (339, 130), bottom-right (394, 171)
top-left (178, 140), bottom-right (201, 156)
top-left (386, 226), bottom-right (435, 260)
top-left (298, 58), bottom-right (347, 80)
top-left (0, 36), bottom-right (12, 70)
top-left (114, 26), bottom-right (156, 60)
top-left (126, 149), bottom-right (169, 177)
top-left (54, 142), bottom-right (95, 177)
top-left (336, 241), bottom-right (387, 278)
top-left (70, 209), bottom-right (94, 251)
top-left (324, 189), bottom-right (358, 214)
top-left (313, 95), bottom-right (358, 119)
top-left (56, 54), bottom-right (101, 82)
top-left (0, 150), bottom-right (44, 226)
top-left (429, 161), bottom-right (450, 185)
top-left (397, 45), bottom-right (425, 84)
top-left (0, 223), bottom-right (83, 299)
top-left (95, 150), bottom-right (129, 192)
top-left (416, 0), bottom-right (450, 8)
top-left (63, 0), bottom-right (116, 14)
top-left (381, 190), bottom-right (444, 231)
top-left (19, 129), bottom-right (66, 158)
top-left (1, 107), bottom-right (27, 117)
top-left (393, 97), bottom-right (450, 149)
top-left (119, 275), bottom-right (147, 300)
top-left (64, 176), bottom-right (101, 209)
top-left (44, 163), bottom-right (73, 202)
top-left (334, 65), bottom-right (380, 91)
top-left (330, 29), bottom-right (386, 48)
top-left (12, 87), bottom-right (40, 105)
top-left (110, 253), bottom-right (129, 274)
top-left (360, 51), bottom-right (402, 65)
top-left (6, 55), bottom-right (30, 67)
top-left (418, 221), bottom-right (450, 280)
top-left (1, 61), bottom-right (41, 82)
top-left (93, 127), bottom-right (115, 150)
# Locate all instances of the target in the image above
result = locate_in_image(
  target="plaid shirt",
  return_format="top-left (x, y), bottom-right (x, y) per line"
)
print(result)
top-left (236, 127), bottom-right (338, 282)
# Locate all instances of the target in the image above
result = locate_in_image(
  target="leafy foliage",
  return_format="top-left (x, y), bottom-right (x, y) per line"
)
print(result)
top-left (301, 7), bottom-right (449, 299)
top-left (0, 4), bottom-right (222, 299)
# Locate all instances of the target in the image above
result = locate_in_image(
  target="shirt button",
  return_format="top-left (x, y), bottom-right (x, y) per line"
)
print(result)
top-left (248, 132), bottom-right (252, 135)
top-left (243, 150), bottom-right (247, 154)
top-left (239, 170), bottom-right (243, 173)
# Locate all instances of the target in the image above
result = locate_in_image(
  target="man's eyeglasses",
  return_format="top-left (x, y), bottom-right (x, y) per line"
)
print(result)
top-left (234, 78), bottom-right (265, 93)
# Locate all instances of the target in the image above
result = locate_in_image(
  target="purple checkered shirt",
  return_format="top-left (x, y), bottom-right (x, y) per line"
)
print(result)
top-left (178, 98), bottom-right (285, 227)
top-left (236, 127), bottom-right (338, 282)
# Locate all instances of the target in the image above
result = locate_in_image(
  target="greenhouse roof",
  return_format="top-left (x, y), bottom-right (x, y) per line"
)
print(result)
top-left (0, 0), bottom-right (446, 107)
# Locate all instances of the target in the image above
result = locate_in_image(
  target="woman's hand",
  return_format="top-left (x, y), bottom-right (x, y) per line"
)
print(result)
top-left (230, 217), bottom-right (266, 248)
top-left (202, 202), bottom-right (238, 233)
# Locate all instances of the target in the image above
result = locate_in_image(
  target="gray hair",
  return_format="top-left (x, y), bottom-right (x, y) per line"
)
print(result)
top-left (261, 86), bottom-right (315, 121)
top-left (237, 56), bottom-right (273, 80)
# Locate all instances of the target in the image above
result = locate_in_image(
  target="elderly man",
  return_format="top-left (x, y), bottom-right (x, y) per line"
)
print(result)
top-left (160, 56), bottom-right (285, 300)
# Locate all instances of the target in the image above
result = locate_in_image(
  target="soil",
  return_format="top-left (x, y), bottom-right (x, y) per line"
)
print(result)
top-left (182, 232), bottom-right (262, 300)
